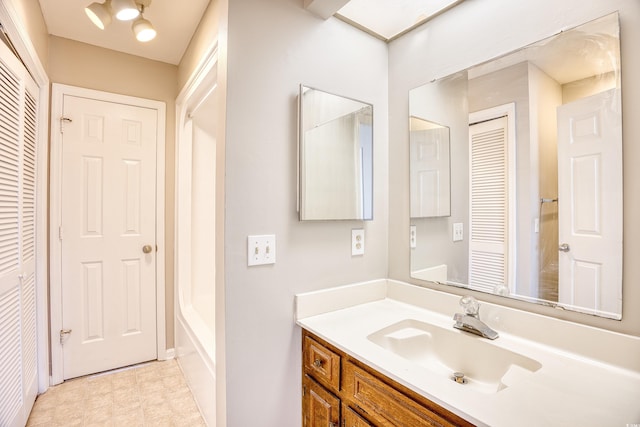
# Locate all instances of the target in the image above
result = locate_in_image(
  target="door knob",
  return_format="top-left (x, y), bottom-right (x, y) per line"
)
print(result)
top-left (142, 245), bottom-right (153, 254)
top-left (559, 243), bottom-right (570, 252)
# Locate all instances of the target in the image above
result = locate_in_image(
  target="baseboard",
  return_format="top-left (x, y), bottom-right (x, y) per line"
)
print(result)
top-left (160, 348), bottom-right (175, 360)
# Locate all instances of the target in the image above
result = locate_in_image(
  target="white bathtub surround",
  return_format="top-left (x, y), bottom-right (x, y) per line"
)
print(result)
top-left (295, 280), bottom-right (640, 427)
top-left (175, 42), bottom-right (223, 427)
top-left (175, 308), bottom-right (216, 425)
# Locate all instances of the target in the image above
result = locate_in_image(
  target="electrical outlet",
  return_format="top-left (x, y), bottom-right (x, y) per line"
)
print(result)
top-left (453, 223), bottom-right (463, 242)
top-left (410, 225), bottom-right (417, 249)
top-left (247, 234), bottom-right (276, 266)
top-left (352, 229), bottom-right (364, 256)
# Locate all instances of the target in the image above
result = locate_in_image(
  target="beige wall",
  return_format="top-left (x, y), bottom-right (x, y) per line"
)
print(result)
top-left (48, 36), bottom-right (179, 347)
top-left (181, 1), bottom-right (389, 425)
top-left (10, 0), bottom-right (49, 70)
top-left (222, 0), bottom-right (388, 424)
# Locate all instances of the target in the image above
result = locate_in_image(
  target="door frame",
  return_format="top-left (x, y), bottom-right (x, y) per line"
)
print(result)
top-left (49, 84), bottom-right (166, 385)
top-left (0, 0), bottom-right (51, 393)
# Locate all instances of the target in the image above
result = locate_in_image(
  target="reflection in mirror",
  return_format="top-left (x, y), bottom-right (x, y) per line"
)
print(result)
top-left (410, 117), bottom-right (451, 218)
top-left (409, 13), bottom-right (622, 319)
top-left (299, 85), bottom-right (373, 220)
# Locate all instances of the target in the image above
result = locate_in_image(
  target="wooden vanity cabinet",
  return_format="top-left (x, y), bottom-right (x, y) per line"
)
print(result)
top-left (302, 329), bottom-right (474, 427)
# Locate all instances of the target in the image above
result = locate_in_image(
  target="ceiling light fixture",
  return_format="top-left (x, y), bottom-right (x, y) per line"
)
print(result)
top-left (84, 0), bottom-right (112, 30)
top-left (85, 0), bottom-right (156, 43)
top-left (132, 5), bottom-right (156, 42)
top-left (111, 0), bottom-right (140, 21)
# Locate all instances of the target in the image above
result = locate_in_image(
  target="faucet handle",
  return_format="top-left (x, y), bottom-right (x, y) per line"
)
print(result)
top-left (460, 295), bottom-right (480, 317)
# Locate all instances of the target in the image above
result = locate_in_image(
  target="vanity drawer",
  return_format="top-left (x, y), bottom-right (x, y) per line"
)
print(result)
top-left (303, 335), bottom-right (341, 391)
top-left (343, 361), bottom-right (456, 427)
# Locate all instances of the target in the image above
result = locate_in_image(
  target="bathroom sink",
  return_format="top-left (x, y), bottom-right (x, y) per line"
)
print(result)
top-left (367, 319), bottom-right (542, 393)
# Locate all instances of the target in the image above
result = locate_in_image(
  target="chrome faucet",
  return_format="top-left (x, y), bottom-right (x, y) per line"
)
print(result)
top-left (453, 295), bottom-right (499, 340)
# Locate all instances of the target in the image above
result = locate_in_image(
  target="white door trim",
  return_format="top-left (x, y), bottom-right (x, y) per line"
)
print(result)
top-left (49, 84), bottom-right (166, 385)
top-left (0, 0), bottom-right (51, 394)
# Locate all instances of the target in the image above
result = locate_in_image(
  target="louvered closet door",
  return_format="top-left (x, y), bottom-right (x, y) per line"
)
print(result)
top-left (468, 117), bottom-right (509, 292)
top-left (0, 39), bottom-right (39, 427)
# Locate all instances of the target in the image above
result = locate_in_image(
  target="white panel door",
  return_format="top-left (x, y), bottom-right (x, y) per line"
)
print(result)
top-left (60, 95), bottom-right (158, 379)
top-left (410, 127), bottom-right (451, 217)
top-left (557, 88), bottom-right (622, 316)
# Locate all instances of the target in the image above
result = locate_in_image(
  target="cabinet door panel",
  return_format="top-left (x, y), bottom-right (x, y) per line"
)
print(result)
top-left (343, 361), bottom-right (450, 427)
top-left (303, 375), bottom-right (340, 427)
top-left (343, 404), bottom-right (373, 427)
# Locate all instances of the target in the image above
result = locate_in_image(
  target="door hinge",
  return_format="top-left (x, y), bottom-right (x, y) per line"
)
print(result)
top-left (59, 226), bottom-right (63, 240)
top-left (60, 116), bottom-right (72, 133)
top-left (60, 329), bottom-right (72, 344)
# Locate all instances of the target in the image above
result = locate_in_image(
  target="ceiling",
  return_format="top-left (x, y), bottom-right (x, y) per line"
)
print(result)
top-left (335, 0), bottom-right (463, 41)
top-left (38, 0), bottom-right (210, 65)
top-left (37, 0), bottom-right (461, 65)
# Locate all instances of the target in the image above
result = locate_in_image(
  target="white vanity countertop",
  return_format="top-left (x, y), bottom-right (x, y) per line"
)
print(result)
top-left (295, 279), bottom-right (640, 427)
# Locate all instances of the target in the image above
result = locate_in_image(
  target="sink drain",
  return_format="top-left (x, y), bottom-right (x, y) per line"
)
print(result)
top-left (452, 372), bottom-right (467, 384)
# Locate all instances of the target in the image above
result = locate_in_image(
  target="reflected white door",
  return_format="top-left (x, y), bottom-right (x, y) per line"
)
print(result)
top-left (60, 95), bottom-right (158, 379)
top-left (557, 88), bottom-right (622, 316)
top-left (410, 127), bottom-right (451, 217)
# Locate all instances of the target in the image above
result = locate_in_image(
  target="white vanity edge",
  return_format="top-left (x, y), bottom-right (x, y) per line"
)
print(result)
top-left (294, 278), bottom-right (387, 319)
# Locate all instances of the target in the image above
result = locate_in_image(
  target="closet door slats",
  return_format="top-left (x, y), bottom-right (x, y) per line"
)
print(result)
top-left (0, 35), bottom-right (39, 427)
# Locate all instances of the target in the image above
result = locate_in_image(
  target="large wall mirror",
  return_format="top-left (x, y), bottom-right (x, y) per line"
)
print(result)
top-left (299, 85), bottom-right (373, 220)
top-left (409, 13), bottom-right (622, 319)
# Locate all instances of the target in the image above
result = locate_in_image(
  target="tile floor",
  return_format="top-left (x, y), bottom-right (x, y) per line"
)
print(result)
top-left (26, 359), bottom-right (206, 427)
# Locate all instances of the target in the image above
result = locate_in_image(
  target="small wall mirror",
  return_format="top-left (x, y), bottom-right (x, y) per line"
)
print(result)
top-left (409, 13), bottom-right (622, 319)
top-left (299, 85), bottom-right (373, 220)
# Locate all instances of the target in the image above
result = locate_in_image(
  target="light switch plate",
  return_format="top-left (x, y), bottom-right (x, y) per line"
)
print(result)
top-left (410, 225), bottom-right (417, 249)
top-left (248, 234), bottom-right (276, 266)
top-left (352, 229), bottom-right (365, 256)
top-left (453, 223), bottom-right (463, 242)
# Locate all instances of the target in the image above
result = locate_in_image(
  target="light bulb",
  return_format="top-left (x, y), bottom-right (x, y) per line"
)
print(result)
top-left (133, 17), bottom-right (156, 42)
top-left (112, 0), bottom-right (139, 21)
top-left (85, 1), bottom-right (112, 30)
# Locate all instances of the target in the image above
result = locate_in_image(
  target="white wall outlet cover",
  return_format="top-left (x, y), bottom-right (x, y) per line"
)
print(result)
top-left (410, 225), bottom-right (417, 249)
top-left (248, 234), bottom-right (276, 266)
top-left (352, 228), bottom-right (365, 256)
top-left (453, 223), bottom-right (464, 242)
